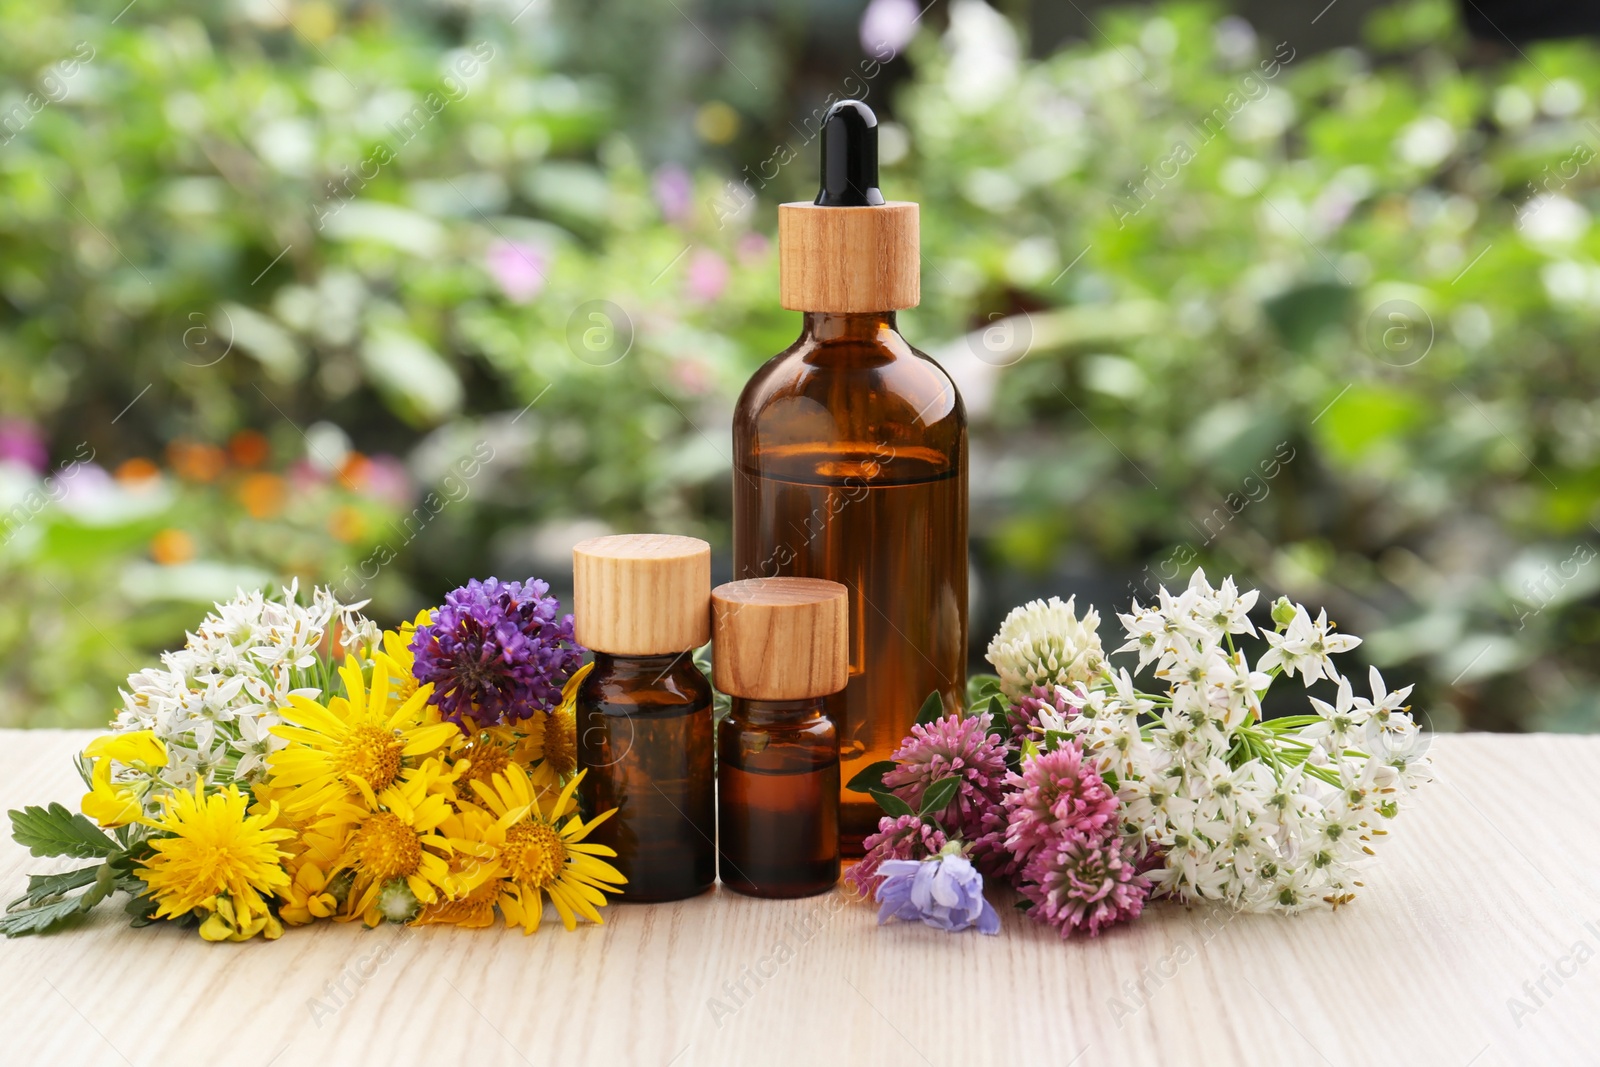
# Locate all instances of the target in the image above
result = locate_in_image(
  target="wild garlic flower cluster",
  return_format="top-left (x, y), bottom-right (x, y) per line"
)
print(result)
top-left (110, 581), bottom-right (379, 804)
top-left (1031, 571), bottom-right (1430, 913)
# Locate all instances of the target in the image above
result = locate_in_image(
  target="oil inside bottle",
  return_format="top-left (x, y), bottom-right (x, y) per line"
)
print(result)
top-left (734, 427), bottom-right (966, 852)
top-left (718, 700), bottom-right (840, 897)
top-left (576, 652), bottom-right (716, 902)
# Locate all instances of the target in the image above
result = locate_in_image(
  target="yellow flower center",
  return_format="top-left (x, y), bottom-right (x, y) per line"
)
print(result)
top-left (543, 707), bottom-right (576, 779)
top-left (353, 811), bottom-right (422, 882)
top-left (502, 820), bottom-right (566, 889)
top-left (464, 742), bottom-right (511, 786)
top-left (334, 723), bottom-right (403, 792)
top-left (392, 673), bottom-right (418, 705)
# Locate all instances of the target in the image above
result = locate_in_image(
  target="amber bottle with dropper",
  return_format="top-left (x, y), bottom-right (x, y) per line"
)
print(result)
top-left (572, 534), bottom-right (716, 901)
top-left (732, 100), bottom-right (968, 854)
top-left (713, 577), bottom-right (849, 897)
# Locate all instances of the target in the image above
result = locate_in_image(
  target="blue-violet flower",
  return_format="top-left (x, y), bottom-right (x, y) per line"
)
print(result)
top-left (874, 849), bottom-right (1000, 936)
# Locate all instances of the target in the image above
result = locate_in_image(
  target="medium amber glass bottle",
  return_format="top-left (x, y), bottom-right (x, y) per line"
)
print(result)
top-left (731, 101), bottom-right (968, 854)
top-left (573, 534), bottom-right (715, 902)
top-left (712, 577), bottom-right (849, 897)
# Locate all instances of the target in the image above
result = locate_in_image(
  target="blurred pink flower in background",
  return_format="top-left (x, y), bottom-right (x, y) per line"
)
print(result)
top-left (736, 231), bottom-right (770, 265)
top-left (486, 239), bottom-right (548, 304)
top-left (359, 454), bottom-right (412, 506)
top-left (653, 162), bottom-right (694, 224)
top-left (860, 0), bottom-right (920, 57)
top-left (685, 249), bottom-right (729, 303)
top-left (56, 463), bottom-right (112, 505)
top-left (287, 457), bottom-right (324, 492)
top-left (669, 357), bottom-right (714, 396)
top-left (0, 419), bottom-right (48, 474)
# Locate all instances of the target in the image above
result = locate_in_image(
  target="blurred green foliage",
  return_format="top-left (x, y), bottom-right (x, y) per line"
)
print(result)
top-left (2, 0), bottom-right (1599, 731)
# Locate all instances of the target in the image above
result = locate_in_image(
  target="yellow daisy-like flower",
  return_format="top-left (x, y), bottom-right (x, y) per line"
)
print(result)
top-left (314, 759), bottom-right (463, 927)
top-left (412, 840), bottom-right (502, 929)
top-left (535, 661), bottom-right (591, 786)
top-left (373, 608), bottom-right (432, 710)
top-left (137, 783), bottom-right (294, 942)
top-left (460, 764), bottom-right (624, 933)
top-left (268, 655), bottom-right (459, 815)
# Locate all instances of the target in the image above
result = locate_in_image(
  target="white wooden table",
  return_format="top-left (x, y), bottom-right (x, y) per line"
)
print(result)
top-left (1, 730), bottom-right (1595, 1067)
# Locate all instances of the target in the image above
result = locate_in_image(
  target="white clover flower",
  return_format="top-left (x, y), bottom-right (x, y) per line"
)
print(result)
top-left (985, 594), bottom-right (1104, 704)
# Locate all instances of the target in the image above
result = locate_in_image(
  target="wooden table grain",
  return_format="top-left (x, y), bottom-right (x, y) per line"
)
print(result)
top-left (1, 730), bottom-right (1596, 1067)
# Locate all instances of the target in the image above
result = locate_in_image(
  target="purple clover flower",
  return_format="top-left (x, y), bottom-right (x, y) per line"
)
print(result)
top-left (882, 711), bottom-right (1012, 877)
top-left (410, 577), bottom-right (582, 726)
top-left (874, 853), bottom-right (1000, 935)
top-left (1017, 828), bottom-right (1149, 938)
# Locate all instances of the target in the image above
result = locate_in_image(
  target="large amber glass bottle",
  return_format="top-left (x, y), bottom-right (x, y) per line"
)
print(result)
top-left (731, 101), bottom-right (968, 852)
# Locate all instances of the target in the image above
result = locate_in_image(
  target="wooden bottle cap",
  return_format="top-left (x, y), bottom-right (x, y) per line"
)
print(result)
top-left (711, 578), bottom-right (849, 700)
top-left (778, 201), bottom-right (920, 312)
top-left (572, 534), bottom-right (711, 655)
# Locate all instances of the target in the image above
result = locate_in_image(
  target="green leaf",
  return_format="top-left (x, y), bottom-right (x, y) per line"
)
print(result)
top-left (915, 691), bottom-right (946, 727)
top-left (125, 891), bottom-right (159, 928)
top-left (869, 789), bottom-right (914, 818)
top-left (965, 673), bottom-right (1003, 707)
top-left (7, 865), bottom-right (103, 911)
top-left (0, 895), bottom-right (96, 937)
top-left (10, 804), bottom-right (120, 859)
top-left (845, 760), bottom-right (898, 795)
top-left (919, 776), bottom-right (961, 816)
top-left (0, 867), bottom-right (113, 937)
top-left (984, 694), bottom-right (1007, 723)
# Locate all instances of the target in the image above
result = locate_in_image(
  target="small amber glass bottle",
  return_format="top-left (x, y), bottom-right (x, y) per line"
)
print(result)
top-left (732, 101), bottom-right (968, 854)
top-left (712, 577), bottom-right (849, 898)
top-left (573, 534), bottom-right (715, 902)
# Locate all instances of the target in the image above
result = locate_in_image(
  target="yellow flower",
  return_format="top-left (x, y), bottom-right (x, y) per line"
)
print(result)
top-left (85, 730), bottom-right (167, 766)
top-left (536, 661), bottom-right (591, 785)
top-left (80, 730), bottom-right (167, 828)
top-left (137, 783), bottom-right (293, 942)
top-left (268, 655), bottom-right (459, 815)
top-left (82, 760), bottom-right (145, 828)
top-left (459, 764), bottom-right (624, 933)
top-left (412, 846), bottom-right (501, 929)
top-left (313, 759), bottom-right (464, 927)
top-left (373, 609), bottom-right (432, 710)
top-left (276, 830), bottom-right (347, 926)
top-left (199, 893), bottom-right (285, 942)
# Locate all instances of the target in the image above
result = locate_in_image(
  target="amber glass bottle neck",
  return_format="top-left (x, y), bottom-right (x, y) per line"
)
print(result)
top-left (732, 696), bottom-right (826, 725)
top-left (800, 311), bottom-right (898, 342)
top-left (591, 650), bottom-right (693, 677)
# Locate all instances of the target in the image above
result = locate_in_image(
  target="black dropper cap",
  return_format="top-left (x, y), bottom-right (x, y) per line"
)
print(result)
top-left (814, 100), bottom-right (885, 207)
